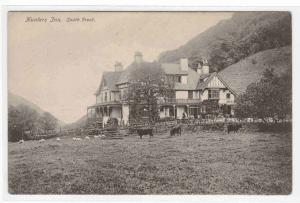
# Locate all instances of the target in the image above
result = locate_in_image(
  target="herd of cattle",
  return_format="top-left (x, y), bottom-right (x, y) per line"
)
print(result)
top-left (136, 123), bottom-right (242, 139)
top-left (17, 123), bottom-right (243, 143)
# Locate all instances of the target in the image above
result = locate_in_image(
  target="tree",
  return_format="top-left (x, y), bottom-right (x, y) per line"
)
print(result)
top-left (8, 104), bottom-right (39, 141)
top-left (126, 62), bottom-right (174, 124)
top-left (234, 68), bottom-right (292, 122)
top-left (39, 112), bottom-right (58, 133)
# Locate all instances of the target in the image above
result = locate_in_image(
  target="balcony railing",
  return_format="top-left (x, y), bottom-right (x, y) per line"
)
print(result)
top-left (91, 100), bottom-right (121, 107)
top-left (159, 98), bottom-right (201, 105)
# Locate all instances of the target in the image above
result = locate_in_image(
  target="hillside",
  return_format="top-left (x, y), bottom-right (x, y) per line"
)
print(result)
top-left (63, 115), bottom-right (87, 129)
top-left (8, 91), bottom-right (65, 126)
top-left (8, 91), bottom-right (45, 114)
top-left (219, 46), bottom-right (291, 94)
top-left (158, 12), bottom-right (291, 72)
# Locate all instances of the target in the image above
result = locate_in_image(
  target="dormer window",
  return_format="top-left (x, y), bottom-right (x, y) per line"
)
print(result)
top-left (168, 75), bottom-right (182, 83)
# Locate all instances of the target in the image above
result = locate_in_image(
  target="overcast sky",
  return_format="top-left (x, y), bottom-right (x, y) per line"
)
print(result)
top-left (8, 12), bottom-right (233, 123)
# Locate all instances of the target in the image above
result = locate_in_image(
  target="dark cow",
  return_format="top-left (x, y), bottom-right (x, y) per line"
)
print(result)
top-left (136, 128), bottom-right (153, 139)
top-left (227, 124), bottom-right (242, 134)
top-left (170, 126), bottom-right (181, 136)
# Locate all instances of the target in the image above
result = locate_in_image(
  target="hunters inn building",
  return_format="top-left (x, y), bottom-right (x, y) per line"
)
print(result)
top-left (87, 52), bottom-right (237, 125)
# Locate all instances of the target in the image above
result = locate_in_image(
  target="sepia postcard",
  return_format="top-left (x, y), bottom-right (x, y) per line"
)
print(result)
top-left (6, 10), bottom-right (292, 196)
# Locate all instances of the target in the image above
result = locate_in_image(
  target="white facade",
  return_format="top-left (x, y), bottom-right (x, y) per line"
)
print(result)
top-left (176, 91), bottom-right (188, 99)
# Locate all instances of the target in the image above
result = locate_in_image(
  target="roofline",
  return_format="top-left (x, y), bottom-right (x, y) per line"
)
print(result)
top-left (94, 74), bottom-right (104, 95)
top-left (215, 73), bottom-right (238, 96)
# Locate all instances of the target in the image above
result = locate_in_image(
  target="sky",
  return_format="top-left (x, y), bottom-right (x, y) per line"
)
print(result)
top-left (8, 11), bottom-right (233, 123)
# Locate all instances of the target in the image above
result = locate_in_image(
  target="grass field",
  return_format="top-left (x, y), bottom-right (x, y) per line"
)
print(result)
top-left (8, 130), bottom-right (292, 194)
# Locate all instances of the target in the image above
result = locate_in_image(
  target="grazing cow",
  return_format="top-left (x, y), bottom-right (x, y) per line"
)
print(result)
top-left (170, 126), bottom-right (181, 136)
top-left (85, 136), bottom-right (90, 140)
top-left (136, 128), bottom-right (153, 139)
top-left (18, 139), bottom-right (24, 144)
top-left (56, 137), bottom-right (61, 141)
top-left (227, 124), bottom-right (242, 134)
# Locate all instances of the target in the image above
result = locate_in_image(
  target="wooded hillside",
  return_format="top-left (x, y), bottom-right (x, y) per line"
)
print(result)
top-left (158, 12), bottom-right (291, 73)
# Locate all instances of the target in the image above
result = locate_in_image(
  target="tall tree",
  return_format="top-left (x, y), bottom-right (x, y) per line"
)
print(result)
top-left (39, 112), bottom-right (58, 133)
top-left (126, 62), bottom-right (174, 124)
top-left (8, 104), bottom-right (39, 141)
top-left (235, 68), bottom-right (292, 122)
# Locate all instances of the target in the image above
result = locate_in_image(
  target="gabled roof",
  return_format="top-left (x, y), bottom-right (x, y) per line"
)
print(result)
top-left (161, 63), bottom-right (188, 75)
top-left (197, 72), bottom-right (217, 90)
top-left (196, 72), bottom-right (238, 96)
top-left (94, 60), bottom-right (237, 96)
top-left (95, 71), bottom-right (123, 95)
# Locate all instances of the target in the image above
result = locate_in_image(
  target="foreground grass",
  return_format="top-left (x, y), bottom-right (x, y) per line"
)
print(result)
top-left (8, 131), bottom-right (292, 194)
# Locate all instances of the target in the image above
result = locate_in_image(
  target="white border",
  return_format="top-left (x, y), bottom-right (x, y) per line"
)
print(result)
top-left (1, 3), bottom-right (300, 203)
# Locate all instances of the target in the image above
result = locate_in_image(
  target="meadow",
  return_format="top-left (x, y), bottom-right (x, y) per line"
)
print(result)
top-left (8, 130), bottom-right (292, 194)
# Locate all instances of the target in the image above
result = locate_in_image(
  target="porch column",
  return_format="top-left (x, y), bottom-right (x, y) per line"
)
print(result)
top-left (93, 108), bottom-right (96, 119)
top-left (186, 105), bottom-right (189, 117)
top-left (173, 105), bottom-right (176, 118)
top-left (96, 107), bottom-right (99, 118)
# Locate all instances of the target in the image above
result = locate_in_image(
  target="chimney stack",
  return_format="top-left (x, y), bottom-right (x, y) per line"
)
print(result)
top-left (201, 58), bottom-right (209, 74)
top-left (197, 63), bottom-right (203, 74)
top-left (114, 61), bottom-right (123, 72)
top-left (196, 58), bottom-right (209, 75)
top-left (134, 51), bottom-right (143, 64)
top-left (180, 58), bottom-right (188, 71)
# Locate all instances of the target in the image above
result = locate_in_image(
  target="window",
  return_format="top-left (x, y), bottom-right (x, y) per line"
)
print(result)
top-left (208, 90), bottom-right (219, 99)
top-left (193, 91), bottom-right (199, 99)
top-left (169, 76), bottom-right (180, 83)
top-left (122, 89), bottom-right (127, 99)
top-left (226, 93), bottom-right (231, 99)
top-left (201, 106), bottom-right (206, 113)
top-left (103, 80), bottom-right (107, 87)
top-left (188, 91), bottom-right (193, 99)
top-left (104, 92), bottom-right (107, 102)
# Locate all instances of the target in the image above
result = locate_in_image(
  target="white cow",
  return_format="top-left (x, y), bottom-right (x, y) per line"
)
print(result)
top-left (56, 137), bottom-right (61, 141)
top-left (18, 139), bottom-right (24, 144)
top-left (72, 137), bottom-right (81, 141)
top-left (85, 136), bottom-right (90, 140)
